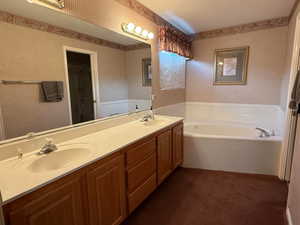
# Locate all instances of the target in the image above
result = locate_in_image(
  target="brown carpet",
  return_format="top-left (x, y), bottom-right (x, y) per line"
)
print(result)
top-left (122, 168), bottom-right (288, 225)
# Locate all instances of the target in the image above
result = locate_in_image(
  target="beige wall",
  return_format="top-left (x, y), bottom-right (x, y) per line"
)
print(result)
top-left (59, 0), bottom-right (185, 108)
top-left (0, 21), bottom-right (127, 139)
top-left (126, 48), bottom-right (152, 100)
top-left (186, 27), bottom-right (288, 105)
top-left (287, 4), bottom-right (300, 225)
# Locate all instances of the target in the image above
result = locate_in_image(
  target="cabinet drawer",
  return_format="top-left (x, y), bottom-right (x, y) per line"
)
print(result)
top-left (128, 173), bottom-right (156, 213)
top-left (126, 139), bottom-right (156, 169)
top-left (127, 153), bottom-right (156, 193)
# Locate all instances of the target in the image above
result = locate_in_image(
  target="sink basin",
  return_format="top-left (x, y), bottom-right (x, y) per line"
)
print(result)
top-left (143, 119), bottom-right (167, 126)
top-left (28, 144), bottom-right (92, 173)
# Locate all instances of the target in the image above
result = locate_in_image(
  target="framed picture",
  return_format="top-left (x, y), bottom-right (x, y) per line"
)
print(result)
top-left (142, 58), bottom-right (152, 87)
top-left (214, 46), bottom-right (249, 85)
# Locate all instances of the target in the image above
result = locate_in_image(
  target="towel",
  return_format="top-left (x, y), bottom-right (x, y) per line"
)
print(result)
top-left (289, 70), bottom-right (300, 115)
top-left (41, 81), bottom-right (64, 102)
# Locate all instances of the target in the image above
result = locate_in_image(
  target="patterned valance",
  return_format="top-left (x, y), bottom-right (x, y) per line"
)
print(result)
top-left (159, 26), bottom-right (192, 59)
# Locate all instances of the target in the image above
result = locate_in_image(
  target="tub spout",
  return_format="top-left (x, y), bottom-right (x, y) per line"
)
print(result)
top-left (256, 127), bottom-right (274, 138)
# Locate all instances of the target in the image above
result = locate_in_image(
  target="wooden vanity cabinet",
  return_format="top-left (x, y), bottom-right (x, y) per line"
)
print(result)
top-left (3, 121), bottom-right (184, 225)
top-left (86, 153), bottom-right (126, 225)
top-left (125, 138), bottom-right (157, 213)
top-left (157, 130), bottom-right (173, 184)
top-left (3, 170), bottom-right (89, 225)
top-left (172, 123), bottom-right (184, 169)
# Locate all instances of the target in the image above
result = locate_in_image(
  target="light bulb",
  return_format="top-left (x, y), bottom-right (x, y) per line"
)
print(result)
top-left (142, 30), bottom-right (149, 37)
top-left (135, 26), bottom-right (142, 34)
top-left (127, 23), bottom-right (135, 31)
top-left (148, 32), bottom-right (154, 39)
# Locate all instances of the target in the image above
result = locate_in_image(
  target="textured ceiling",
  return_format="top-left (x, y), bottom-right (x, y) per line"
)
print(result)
top-left (137, 0), bottom-right (296, 34)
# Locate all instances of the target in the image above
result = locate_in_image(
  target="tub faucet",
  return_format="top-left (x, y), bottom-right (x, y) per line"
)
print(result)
top-left (39, 138), bottom-right (58, 155)
top-left (256, 128), bottom-right (275, 138)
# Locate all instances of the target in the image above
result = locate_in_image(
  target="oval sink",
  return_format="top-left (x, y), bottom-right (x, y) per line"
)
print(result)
top-left (28, 144), bottom-right (92, 173)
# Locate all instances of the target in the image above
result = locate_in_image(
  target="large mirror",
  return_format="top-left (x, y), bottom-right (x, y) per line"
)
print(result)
top-left (0, 0), bottom-right (152, 141)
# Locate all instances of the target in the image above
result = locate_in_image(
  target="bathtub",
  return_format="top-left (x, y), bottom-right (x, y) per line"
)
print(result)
top-left (183, 122), bottom-right (282, 175)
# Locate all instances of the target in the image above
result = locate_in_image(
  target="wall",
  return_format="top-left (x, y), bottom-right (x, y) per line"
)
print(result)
top-left (0, 21), bottom-right (127, 139)
top-left (126, 48), bottom-right (152, 100)
top-left (186, 27), bottom-right (288, 105)
top-left (287, 3), bottom-right (300, 225)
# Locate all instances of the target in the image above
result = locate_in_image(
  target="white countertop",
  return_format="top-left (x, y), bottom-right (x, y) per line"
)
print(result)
top-left (0, 115), bottom-right (183, 205)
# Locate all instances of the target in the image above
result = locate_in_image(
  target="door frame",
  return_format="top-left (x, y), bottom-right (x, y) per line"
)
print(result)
top-left (63, 46), bottom-right (100, 125)
top-left (280, 13), bottom-right (300, 181)
top-left (0, 105), bottom-right (6, 141)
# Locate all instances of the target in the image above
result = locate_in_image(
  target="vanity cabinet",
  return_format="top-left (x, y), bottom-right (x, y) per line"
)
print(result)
top-left (157, 130), bottom-right (173, 184)
top-left (3, 170), bottom-right (88, 225)
top-left (3, 121), bottom-right (184, 225)
top-left (126, 138), bottom-right (157, 213)
top-left (86, 153), bottom-right (126, 225)
top-left (172, 123), bottom-right (184, 169)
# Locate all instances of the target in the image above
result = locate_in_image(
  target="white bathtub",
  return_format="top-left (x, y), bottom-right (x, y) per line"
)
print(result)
top-left (183, 122), bottom-right (282, 175)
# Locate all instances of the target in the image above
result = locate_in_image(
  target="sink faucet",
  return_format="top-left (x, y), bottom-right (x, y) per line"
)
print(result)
top-left (256, 128), bottom-right (275, 138)
top-left (141, 107), bottom-right (155, 122)
top-left (141, 114), bottom-right (153, 122)
top-left (39, 138), bottom-right (58, 155)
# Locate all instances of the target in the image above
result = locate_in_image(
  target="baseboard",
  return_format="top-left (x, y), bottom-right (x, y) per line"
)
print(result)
top-left (287, 207), bottom-right (294, 225)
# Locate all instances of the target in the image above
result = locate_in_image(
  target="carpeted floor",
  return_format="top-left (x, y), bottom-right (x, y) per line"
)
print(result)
top-left (122, 168), bottom-right (288, 225)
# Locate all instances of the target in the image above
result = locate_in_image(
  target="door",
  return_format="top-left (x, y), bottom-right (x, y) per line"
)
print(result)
top-left (157, 130), bottom-right (173, 184)
top-left (4, 171), bottom-right (87, 225)
top-left (66, 51), bottom-right (95, 124)
top-left (87, 155), bottom-right (126, 225)
top-left (172, 124), bottom-right (184, 169)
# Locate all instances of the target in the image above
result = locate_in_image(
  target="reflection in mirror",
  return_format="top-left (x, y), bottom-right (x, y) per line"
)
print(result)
top-left (0, 0), bottom-right (152, 141)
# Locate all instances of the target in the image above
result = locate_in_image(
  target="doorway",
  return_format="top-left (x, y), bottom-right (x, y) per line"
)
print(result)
top-left (63, 47), bottom-right (99, 125)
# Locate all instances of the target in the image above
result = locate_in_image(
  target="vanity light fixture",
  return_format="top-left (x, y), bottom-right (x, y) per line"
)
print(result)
top-left (122, 22), bottom-right (154, 41)
top-left (27, 0), bottom-right (65, 9)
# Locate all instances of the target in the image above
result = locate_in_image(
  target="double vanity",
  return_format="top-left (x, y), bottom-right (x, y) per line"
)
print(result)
top-left (0, 114), bottom-right (183, 225)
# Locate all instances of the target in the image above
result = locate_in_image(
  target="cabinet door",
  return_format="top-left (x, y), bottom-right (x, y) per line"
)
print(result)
top-left (87, 155), bottom-right (126, 225)
top-left (173, 123), bottom-right (184, 169)
top-left (4, 171), bottom-right (87, 225)
top-left (157, 130), bottom-right (173, 184)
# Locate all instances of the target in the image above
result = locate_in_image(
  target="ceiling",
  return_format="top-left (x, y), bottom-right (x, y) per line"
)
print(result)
top-left (137, 0), bottom-right (296, 34)
top-left (0, 0), bottom-right (141, 46)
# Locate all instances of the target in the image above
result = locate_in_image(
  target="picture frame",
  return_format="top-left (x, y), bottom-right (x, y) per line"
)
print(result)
top-left (142, 58), bottom-right (152, 87)
top-left (213, 46), bottom-right (249, 85)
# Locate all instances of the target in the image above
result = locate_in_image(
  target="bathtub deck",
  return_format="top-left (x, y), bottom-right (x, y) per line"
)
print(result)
top-left (122, 168), bottom-right (288, 225)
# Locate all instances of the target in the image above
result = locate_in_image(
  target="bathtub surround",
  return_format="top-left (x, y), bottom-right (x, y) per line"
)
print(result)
top-left (156, 102), bottom-right (284, 134)
top-left (186, 27), bottom-right (288, 105)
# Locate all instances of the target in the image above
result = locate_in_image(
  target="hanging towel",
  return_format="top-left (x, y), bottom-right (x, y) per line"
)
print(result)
top-left (289, 70), bottom-right (300, 115)
top-left (41, 81), bottom-right (64, 102)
